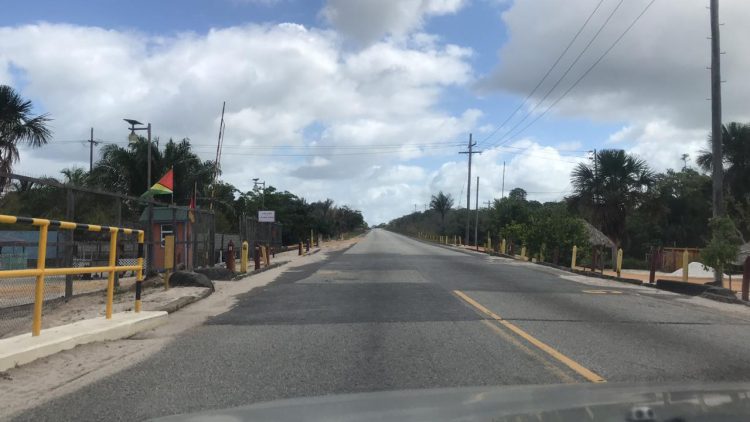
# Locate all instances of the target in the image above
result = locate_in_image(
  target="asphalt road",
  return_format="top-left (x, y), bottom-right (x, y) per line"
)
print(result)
top-left (15, 229), bottom-right (750, 421)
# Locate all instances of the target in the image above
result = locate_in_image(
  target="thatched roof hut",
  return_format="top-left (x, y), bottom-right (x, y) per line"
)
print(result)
top-left (580, 219), bottom-right (616, 248)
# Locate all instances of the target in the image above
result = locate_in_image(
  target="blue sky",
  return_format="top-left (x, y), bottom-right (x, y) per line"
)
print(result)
top-left (2, 0), bottom-right (741, 223)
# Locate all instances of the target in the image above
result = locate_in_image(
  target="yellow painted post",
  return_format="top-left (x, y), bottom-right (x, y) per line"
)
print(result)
top-left (487, 233), bottom-right (492, 253)
top-left (241, 241), bottom-right (249, 273)
top-left (263, 246), bottom-right (269, 267)
top-left (164, 235), bottom-right (174, 290)
top-left (31, 222), bottom-right (49, 336)
top-left (682, 249), bottom-right (689, 282)
top-left (311, 229), bottom-right (314, 248)
top-left (105, 228), bottom-right (119, 319)
top-left (135, 230), bottom-right (144, 313)
top-left (501, 238), bottom-right (506, 255)
top-left (521, 246), bottom-right (527, 261)
top-left (616, 248), bottom-right (623, 278)
top-left (571, 245), bottom-right (578, 270)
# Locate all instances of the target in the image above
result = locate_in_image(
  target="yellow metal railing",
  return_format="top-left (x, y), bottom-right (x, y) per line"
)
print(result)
top-left (0, 214), bottom-right (144, 336)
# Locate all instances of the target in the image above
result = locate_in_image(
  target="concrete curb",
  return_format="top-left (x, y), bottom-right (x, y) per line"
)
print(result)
top-left (156, 288), bottom-right (213, 313)
top-left (0, 311), bottom-right (167, 371)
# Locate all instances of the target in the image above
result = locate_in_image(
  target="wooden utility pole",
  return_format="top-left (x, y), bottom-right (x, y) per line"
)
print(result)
top-left (710, 0), bottom-right (725, 283)
top-left (460, 134), bottom-right (481, 246)
top-left (88, 128), bottom-right (95, 172)
top-left (501, 161), bottom-right (506, 199)
top-left (474, 176), bottom-right (479, 251)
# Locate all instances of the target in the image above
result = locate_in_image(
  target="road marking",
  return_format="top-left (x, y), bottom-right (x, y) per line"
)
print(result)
top-left (453, 290), bottom-right (606, 384)
top-left (582, 289), bottom-right (622, 294)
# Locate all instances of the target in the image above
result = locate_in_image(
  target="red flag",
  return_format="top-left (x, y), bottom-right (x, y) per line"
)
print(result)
top-left (188, 183), bottom-right (196, 223)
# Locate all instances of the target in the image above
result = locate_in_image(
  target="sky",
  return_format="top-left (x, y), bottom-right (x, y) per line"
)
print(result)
top-left (2, 0), bottom-right (749, 225)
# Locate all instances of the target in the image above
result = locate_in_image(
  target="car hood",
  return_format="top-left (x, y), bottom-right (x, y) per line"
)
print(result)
top-left (151, 381), bottom-right (750, 421)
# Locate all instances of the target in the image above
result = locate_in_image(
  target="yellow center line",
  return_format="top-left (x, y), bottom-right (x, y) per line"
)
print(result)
top-left (453, 290), bottom-right (606, 384)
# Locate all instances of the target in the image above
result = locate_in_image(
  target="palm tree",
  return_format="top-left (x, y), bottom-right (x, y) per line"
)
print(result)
top-left (697, 122), bottom-right (750, 201)
top-left (60, 167), bottom-right (89, 187)
top-left (568, 149), bottom-right (653, 246)
top-left (430, 191), bottom-right (454, 231)
top-left (0, 85), bottom-right (52, 190)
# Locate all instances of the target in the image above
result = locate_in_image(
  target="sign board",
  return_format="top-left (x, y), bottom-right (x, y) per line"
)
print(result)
top-left (258, 210), bottom-right (275, 223)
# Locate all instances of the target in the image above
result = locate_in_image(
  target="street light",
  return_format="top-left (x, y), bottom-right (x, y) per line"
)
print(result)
top-left (252, 178), bottom-right (266, 209)
top-left (125, 118), bottom-right (153, 275)
top-left (124, 119), bottom-right (152, 190)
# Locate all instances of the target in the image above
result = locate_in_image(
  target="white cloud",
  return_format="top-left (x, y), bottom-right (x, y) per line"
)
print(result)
top-left (1, 21), bottom-right (476, 224)
top-left (480, 0), bottom-right (750, 127)
top-left (321, 0), bottom-right (467, 44)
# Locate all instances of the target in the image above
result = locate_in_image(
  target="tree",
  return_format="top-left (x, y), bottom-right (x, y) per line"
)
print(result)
top-left (701, 217), bottom-right (742, 285)
top-left (0, 85), bottom-right (51, 190)
top-left (508, 188), bottom-right (527, 201)
top-left (697, 122), bottom-right (750, 201)
top-left (697, 122), bottom-right (750, 241)
top-left (569, 149), bottom-right (653, 247)
top-left (430, 191), bottom-right (454, 231)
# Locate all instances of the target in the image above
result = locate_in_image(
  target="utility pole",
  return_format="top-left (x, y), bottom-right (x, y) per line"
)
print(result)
top-left (484, 200), bottom-right (492, 209)
top-left (710, 0), bottom-right (725, 283)
top-left (474, 176), bottom-right (480, 251)
top-left (593, 148), bottom-right (600, 230)
top-left (88, 127), bottom-right (97, 172)
top-left (459, 134), bottom-right (481, 246)
top-left (501, 161), bottom-right (506, 199)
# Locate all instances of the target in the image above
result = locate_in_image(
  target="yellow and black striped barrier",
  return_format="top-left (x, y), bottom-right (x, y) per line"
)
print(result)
top-left (0, 214), bottom-right (144, 337)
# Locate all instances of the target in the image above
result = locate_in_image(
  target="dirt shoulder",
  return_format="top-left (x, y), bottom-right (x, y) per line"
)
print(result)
top-left (0, 238), bottom-right (358, 420)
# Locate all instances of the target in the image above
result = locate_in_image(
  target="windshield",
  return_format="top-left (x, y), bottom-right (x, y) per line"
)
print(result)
top-left (2, 1), bottom-right (750, 421)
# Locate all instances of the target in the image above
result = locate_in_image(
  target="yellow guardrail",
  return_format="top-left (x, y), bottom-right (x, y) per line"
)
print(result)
top-left (0, 214), bottom-right (144, 337)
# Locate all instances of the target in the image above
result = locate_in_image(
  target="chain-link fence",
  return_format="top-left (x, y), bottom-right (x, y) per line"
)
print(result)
top-left (0, 172), bottom-right (215, 337)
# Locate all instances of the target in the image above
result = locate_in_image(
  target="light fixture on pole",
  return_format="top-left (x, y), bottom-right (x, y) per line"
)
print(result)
top-left (124, 118), bottom-right (153, 275)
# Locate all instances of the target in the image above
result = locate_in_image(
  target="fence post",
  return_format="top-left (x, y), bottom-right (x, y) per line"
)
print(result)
top-left (742, 256), bottom-right (749, 301)
top-left (135, 230), bottom-right (144, 312)
top-left (616, 248), bottom-right (623, 278)
top-left (64, 188), bottom-right (74, 299)
top-left (649, 247), bottom-right (659, 284)
top-left (682, 249), bottom-right (689, 282)
top-left (105, 227), bottom-right (118, 319)
top-left (145, 201), bottom-right (153, 275)
top-left (114, 197), bottom-right (122, 288)
top-left (571, 245), bottom-right (577, 270)
top-left (241, 241), bottom-right (249, 273)
top-left (31, 222), bottom-right (50, 336)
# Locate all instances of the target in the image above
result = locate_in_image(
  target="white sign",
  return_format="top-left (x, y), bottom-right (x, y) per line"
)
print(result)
top-left (258, 210), bottom-right (275, 222)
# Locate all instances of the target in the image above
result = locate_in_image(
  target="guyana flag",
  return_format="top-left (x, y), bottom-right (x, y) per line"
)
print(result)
top-left (140, 168), bottom-right (174, 199)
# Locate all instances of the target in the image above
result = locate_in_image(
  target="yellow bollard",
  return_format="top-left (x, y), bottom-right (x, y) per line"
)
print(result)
top-left (106, 228), bottom-right (119, 319)
top-left (501, 238), bottom-right (506, 255)
top-left (571, 245), bottom-right (578, 269)
top-left (616, 248), bottom-right (623, 278)
top-left (31, 222), bottom-right (50, 336)
top-left (682, 249), bottom-right (689, 282)
top-left (311, 229), bottom-right (314, 248)
top-left (487, 233), bottom-right (492, 253)
top-left (163, 235), bottom-right (174, 290)
top-left (521, 246), bottom-right (527, 261)
top-left (135, 230), bottom-right (144, 313)
top-left (241, 241), bottom-right (249, 273)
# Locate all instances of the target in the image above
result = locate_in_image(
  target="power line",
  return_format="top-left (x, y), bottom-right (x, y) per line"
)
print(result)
top-left (488, 0), bottom-right (657, 149)
top-left (476, 0), bottom-right (606, 147)
top-left (484, 0), bottom-right (626, 150)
